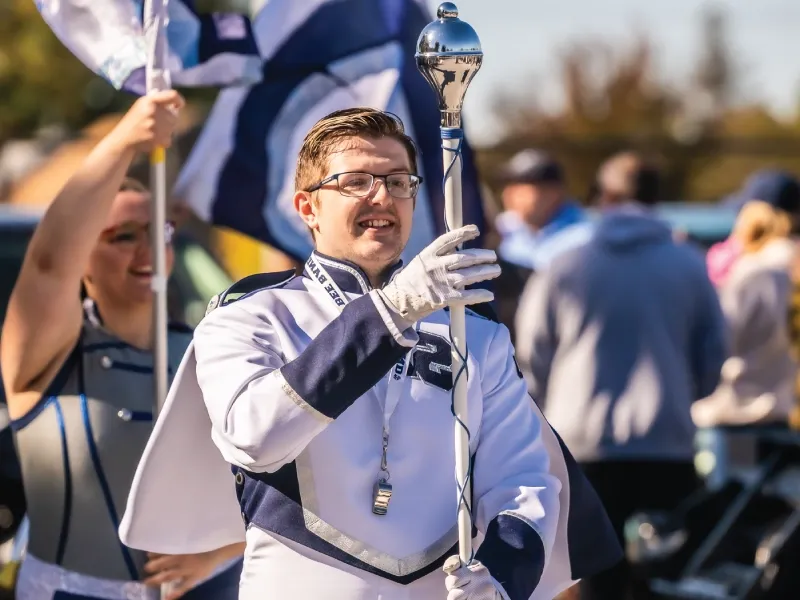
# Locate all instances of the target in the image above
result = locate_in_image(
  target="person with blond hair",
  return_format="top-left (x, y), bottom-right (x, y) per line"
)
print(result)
top-left (1, 92), bottom-right (244, 600)
top-left (694, 171), bottom-right (800, 428)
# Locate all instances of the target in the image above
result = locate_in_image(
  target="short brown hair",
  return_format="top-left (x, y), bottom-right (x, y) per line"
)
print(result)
top-left (294, 108), bottom-right (418, 192)
top-left (598, 151), bottom-right (661, 206)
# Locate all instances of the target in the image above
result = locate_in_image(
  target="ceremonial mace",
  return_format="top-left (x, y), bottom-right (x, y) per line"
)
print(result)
top-left (416, 2), bottom-right (483, 567)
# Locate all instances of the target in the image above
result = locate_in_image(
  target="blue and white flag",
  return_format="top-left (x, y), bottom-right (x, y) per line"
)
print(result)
top-left (34, 0), bottom-right (262, 93)
top-left (174, 0), bottom-right (488, 262)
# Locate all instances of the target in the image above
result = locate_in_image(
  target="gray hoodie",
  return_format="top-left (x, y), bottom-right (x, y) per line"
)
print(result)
top-left (515, 208), bottom-right (728, 462)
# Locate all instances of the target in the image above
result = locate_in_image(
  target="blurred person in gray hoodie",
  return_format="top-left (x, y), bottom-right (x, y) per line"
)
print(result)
top-left (515, 152), bottom-right (728, 600)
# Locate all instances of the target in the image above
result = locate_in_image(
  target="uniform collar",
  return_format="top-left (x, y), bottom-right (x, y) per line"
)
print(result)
top-left (303, 251), bottom-right (403, 294)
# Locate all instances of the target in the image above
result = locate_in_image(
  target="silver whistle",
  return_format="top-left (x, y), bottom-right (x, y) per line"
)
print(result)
top-left (372, 479), bottom-right (393, 515)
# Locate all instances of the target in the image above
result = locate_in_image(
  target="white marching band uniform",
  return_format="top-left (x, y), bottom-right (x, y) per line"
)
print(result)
top-left (119, 250), bottom-right (621, 600)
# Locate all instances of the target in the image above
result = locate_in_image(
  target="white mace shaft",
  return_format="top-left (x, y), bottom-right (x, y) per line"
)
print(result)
top-left (443, 135), bottom-right (472, 564)
top-left (143, 0), bottom-right (170, 419)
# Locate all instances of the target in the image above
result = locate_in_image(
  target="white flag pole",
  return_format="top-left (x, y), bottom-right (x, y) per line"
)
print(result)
top-left (142, 0), bottom-right (170, 418)
top-left (143, 1), bottom-right (171, 598)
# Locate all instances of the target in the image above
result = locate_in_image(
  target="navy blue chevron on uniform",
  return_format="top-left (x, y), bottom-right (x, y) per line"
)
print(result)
top-left (174, 0), bottom-right (487, 263)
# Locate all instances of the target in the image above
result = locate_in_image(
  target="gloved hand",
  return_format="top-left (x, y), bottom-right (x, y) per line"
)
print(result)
top-left (376, 224), bottom-right (500, 326)
top-left (444, 556), bottom-right (510, 600)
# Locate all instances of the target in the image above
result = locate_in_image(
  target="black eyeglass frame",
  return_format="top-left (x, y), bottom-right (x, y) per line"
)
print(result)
top-left (306, 171), bottom-right (424, 198)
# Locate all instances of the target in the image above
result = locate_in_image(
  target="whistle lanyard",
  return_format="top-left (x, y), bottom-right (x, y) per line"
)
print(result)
top-left (305, 255), bottom-right (410, 512)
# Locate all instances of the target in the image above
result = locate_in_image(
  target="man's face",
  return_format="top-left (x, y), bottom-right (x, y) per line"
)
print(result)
top-left (502, 181), bottom-right (565, 229)
top-left (85, 190), bottom-right (175, 308)
top-left (295, 135), bottom-right (415, 274)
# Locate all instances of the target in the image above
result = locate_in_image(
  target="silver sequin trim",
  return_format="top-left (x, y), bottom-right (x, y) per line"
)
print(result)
top-left (276, 371), bottom-right (333, 424)
top-left (295, 451), bottom-right (458, 576)
top-left (498, 509), bottom-right (550, 562)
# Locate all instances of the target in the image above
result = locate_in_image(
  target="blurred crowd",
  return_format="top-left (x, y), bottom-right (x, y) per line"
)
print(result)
top-left (491, 148), bottom-right (800, 599)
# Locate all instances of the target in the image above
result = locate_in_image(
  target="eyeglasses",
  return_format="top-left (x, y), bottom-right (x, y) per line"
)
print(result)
top-left (100, 220), bottom-right (176, 247)
top-left (307, 172), bottom-right (423, 199)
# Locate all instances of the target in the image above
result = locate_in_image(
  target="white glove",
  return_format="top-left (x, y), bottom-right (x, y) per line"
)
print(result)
top-left (444, 556), bottom-right (510, 600)
top-left (376, 224), bottom-right (500, 326)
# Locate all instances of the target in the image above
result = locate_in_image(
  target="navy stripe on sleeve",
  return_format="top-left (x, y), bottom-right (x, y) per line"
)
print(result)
top-left (280, 294), bottom-right (408, 419)
top-left (476, 512), bottom-right (545, 600)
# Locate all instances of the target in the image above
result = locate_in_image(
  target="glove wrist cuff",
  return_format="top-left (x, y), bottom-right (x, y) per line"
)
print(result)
top-left (374, 289), bottom-right (417, 337)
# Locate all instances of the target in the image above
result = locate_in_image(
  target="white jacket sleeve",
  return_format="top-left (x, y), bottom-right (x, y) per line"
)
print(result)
top-left (195, 291), bottom-right (416, 473)
top-left (472, 323), bottom-right (562, 600)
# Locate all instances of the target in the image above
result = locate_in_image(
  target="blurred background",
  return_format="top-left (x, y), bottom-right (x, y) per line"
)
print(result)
top-left (3, 2), bottom-right (800, 599)
top-left (2, 0), bottom-right (799, 282)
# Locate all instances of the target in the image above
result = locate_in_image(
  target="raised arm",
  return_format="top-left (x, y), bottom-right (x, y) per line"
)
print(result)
top-left (0, 91), bottom-right (183, 418)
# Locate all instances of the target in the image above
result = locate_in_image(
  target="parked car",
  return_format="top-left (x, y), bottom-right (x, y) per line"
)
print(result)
top-left (654, 202), bottom-right (737, 250)
top-left (587, 202), bottom-right (737, 251)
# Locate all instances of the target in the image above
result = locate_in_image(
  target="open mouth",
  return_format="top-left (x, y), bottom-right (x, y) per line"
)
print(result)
top-left (357, 218), bottom-right (395, 231)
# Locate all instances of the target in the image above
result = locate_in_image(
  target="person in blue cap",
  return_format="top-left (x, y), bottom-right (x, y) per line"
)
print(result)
top-left (722, 169), bottom-right (800, 216)
top-left (495, 150), bottom-right (593, 271)
top-left (493, 150), bottom-right (593, 340)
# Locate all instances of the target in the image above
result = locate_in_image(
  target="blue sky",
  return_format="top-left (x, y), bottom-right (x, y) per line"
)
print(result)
top-left (424, 0), bottom-right (800, 144)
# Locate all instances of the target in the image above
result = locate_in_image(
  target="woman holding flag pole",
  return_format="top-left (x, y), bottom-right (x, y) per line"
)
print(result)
top-left (0, 93), bottom-right (243, 600)
top-left (3, 0), bottom-right (263, 596)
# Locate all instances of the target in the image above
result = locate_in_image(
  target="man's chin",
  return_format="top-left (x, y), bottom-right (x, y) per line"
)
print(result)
top-left (352, 239), bottom-right (403, 268)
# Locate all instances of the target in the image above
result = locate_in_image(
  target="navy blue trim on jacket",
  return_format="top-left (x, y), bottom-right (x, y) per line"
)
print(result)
top-left (235, 464), bottom-right (457, 584)
top-left (280, 294), bottom-right (408, 419)
top-left (476, 513), bottom-right (545, 600)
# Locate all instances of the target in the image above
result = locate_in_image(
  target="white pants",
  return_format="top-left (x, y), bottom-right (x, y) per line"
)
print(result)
top-left (241, 526), bottom-right (448, 600)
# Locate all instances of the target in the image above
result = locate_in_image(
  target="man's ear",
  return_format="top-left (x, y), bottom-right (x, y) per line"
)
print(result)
top-left (294, 191), bottom-right (319, 231)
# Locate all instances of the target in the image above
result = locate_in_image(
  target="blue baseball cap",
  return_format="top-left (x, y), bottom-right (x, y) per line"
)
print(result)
top-left (500, 150), bottom-right (564, 185)
top-left (723, 169), bottom-right (800, 214)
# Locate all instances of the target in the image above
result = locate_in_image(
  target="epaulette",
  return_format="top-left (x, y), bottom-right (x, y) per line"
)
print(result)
top-left (206, 270), bottom-right (296, 316)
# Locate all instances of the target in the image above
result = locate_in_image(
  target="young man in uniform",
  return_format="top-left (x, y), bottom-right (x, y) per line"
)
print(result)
top-left (121, 108), bottom-right (622, 600)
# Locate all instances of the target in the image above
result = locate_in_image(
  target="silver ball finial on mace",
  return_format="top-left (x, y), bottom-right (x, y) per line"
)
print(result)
top-left (415, 2), bottom-right (483, 129)
top-left (415, 3), bottom-right (483, 568)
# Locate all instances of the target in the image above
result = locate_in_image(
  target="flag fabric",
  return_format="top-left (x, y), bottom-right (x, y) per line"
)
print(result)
top-left (174, 0), bottom-right (488, 263)
top-left (34, 0), bottom-right (262, 94)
